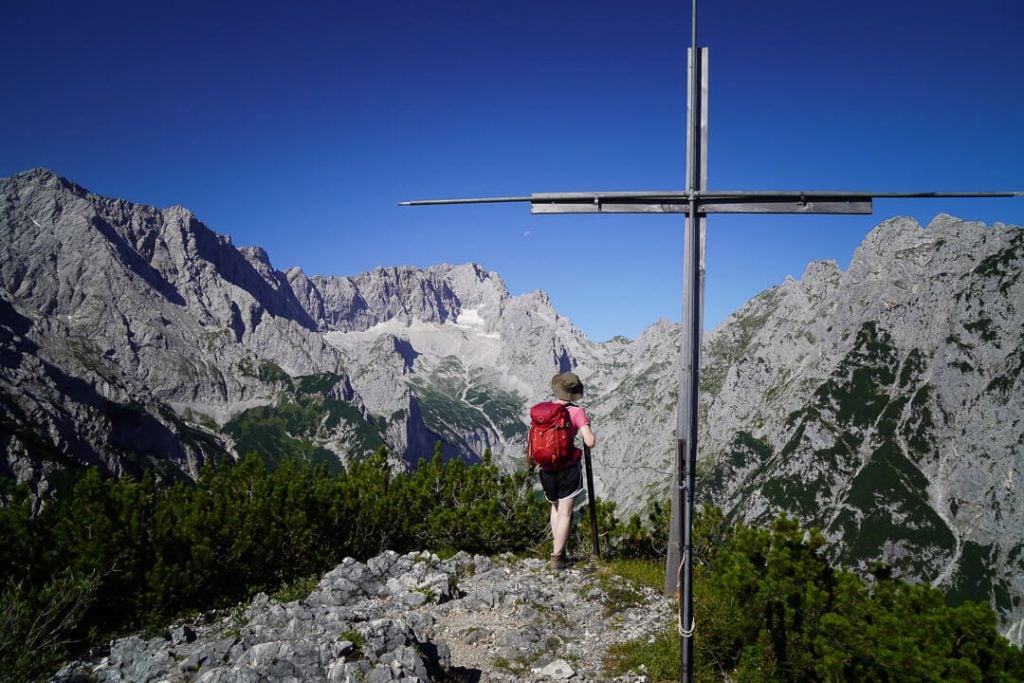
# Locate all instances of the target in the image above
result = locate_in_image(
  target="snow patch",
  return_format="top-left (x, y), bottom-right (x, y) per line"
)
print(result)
top-left (455, 307), bottom-right (484, 328)
top-left (324, 318), bottom-right (502, 368)
top-left (455, 307), bottom-right (500, 339)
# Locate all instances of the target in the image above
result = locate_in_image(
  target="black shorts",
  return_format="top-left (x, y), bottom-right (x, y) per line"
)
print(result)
top-left (539, 462), bottom-right (584, 503)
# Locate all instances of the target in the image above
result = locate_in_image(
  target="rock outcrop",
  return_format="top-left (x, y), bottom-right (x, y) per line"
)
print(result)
top-left (52, 551), bottom-right (670, 682)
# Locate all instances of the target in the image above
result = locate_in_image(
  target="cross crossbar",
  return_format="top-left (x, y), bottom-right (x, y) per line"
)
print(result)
top-left (400, 190), bottom-right (1020, 212)
top-left (531, 192), bottom-right (873, 214)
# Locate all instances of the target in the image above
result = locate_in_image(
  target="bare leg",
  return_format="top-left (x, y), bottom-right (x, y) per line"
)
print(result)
top-left (551, 498), bottom-right (575, 557)
top-left (550, 502), bottom-right (558, 544)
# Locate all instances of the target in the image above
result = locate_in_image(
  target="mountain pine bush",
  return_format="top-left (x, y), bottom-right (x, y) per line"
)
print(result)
top-left (690, 510), bottom-right (1024, 681)
top-left (0, 448), bottom-right (545, 680)
top-left (2, 457), bottom-right (1022, 681)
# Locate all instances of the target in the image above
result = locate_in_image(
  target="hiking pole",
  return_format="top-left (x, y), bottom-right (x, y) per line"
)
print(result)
top-left (583, 445), bottom-right (600, 559)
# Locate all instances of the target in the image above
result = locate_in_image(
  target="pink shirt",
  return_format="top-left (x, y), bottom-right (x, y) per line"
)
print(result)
top-left (555, 400), bottom-right (590, 440)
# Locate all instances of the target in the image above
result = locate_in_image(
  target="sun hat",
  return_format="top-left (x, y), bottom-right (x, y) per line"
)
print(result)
top-left (551, 371), bottom-right (584, 401)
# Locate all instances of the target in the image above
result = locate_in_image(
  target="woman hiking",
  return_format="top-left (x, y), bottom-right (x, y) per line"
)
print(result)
top-left (528, 371), bottom-right (596, 570)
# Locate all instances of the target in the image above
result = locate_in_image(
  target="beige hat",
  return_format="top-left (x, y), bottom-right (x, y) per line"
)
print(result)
top-left (551, 371), bottom-right (584, 401)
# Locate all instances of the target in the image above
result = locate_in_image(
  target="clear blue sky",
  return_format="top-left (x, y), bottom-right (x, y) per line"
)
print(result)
top-left (2, 0), bottom-right (1021, 342)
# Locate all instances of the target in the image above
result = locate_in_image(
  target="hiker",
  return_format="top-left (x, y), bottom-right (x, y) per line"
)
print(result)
top-left (528, 371), bottom-right (596, 570)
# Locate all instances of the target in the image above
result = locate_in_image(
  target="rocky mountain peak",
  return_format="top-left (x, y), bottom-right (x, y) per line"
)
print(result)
top-left (0, 170), bottom-right (351, 487)
top-left (793, 259), bottom-right (842, 308)
top-left (294, 262), bottom-right (511, 334)
top-left (698, 213), bottom-right (1024, 641)
top-left (13, 167), bottom-right (84, 195)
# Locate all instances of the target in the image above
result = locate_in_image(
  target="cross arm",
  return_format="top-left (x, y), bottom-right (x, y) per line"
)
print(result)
top-left (398, 195), bottom-right (533, 206)
top-left (529, 191), bottom-right (875, 214)
top-left (401, 190), bottom-right (1021, 215)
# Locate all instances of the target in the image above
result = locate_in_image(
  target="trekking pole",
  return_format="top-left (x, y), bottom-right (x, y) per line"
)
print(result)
top-left (583, 445), bottom-right (600, 559)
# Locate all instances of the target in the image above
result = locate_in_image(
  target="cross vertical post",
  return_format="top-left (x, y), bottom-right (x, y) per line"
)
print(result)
top-left (668, 40), bottom-right (708, 680)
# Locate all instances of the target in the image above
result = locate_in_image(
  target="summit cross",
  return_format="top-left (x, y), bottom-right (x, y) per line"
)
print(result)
top-left (401, 2), bottom-right (1021, 680)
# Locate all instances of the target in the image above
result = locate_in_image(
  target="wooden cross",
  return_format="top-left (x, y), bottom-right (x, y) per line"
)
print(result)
top-left (402, 2), bottom-right (1021, 679)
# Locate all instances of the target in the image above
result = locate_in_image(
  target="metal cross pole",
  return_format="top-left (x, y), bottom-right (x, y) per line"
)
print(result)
top-left (400, 2), bottom-right (1022, 681)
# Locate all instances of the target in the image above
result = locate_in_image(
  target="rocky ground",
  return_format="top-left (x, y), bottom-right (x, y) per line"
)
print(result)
top-left (51, 550), bottom-right (675, 682)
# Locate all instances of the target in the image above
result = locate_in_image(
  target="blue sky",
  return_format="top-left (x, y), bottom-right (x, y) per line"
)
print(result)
top-left (2, 0), bottom-right (1022, 342)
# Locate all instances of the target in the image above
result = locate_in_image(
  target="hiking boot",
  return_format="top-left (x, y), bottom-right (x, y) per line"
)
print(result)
top-left (549, 553), bottom-right (567, 571)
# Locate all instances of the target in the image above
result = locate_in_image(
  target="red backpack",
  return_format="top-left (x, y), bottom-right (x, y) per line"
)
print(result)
top-left (527, 401), bottom-right (577, 470)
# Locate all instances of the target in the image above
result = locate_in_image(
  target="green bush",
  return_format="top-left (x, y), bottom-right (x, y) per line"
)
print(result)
top-left (3, 458), bottom-right (1022, 682)
top-left (398, 449), bottom-right (545, 555)
top-left (0, 569), bottom-right (99, 682)
top-left (0, 445), bottom-right (546, 680)
top-left (606, 508), bottom-right (1024, 682)
top-left (570, 495), bottom-right (670, 561)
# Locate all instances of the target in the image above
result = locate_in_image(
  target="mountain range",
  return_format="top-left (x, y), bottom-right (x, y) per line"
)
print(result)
top-left (1, 168), bottom-right (1021, 642)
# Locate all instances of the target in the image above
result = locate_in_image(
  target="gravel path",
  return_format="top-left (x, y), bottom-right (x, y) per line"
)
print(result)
top-left (428, 555), bottom-right (673, 681)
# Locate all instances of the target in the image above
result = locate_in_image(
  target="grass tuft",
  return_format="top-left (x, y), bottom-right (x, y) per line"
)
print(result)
top-left (603, 623), bottom-right (679, 682)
